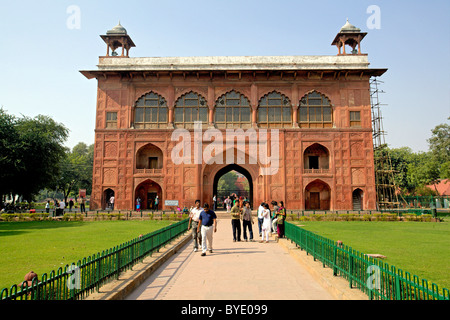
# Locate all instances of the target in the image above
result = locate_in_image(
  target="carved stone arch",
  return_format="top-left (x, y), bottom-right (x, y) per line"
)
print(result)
top-left (257, 90), bottom-right (292, 106)
top-left (132, 91), bottom-right (168, 129)
top-left (214, 90), bottom-right (252, 128)
top-left (214, 89), bottom-right (251, 105)
top-left (298, 90), bottom-right (334, 128)
top-left (257, 90), bottom-right (292, 127)
top-left (173, 91), bottom-right (209, 128)
top-left (299, 89), bottom-right (333, 105)
top-left (302, 142), bottom-right (330, 155)
top-left (102, 188), bottom-right (115, 210)
top-left (135, 143), bottom-right (164, 170)
top-left (133, 90), bottom-right (167, 107)
top-left (214, 88), bottom-right (251, 103)
top-left (352, 188), bottom-right (364, 210)
top-left (174, 89), bottom-right (208, 104)
top-left (303, 143), bottom-right (330, 170)
top-left (304, 179), bottom-right (331, 210)
top-left (134, 178), bottom-right (163, 210)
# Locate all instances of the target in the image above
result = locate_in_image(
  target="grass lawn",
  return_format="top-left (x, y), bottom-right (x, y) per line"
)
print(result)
top-left (292, 220), bottom-right (450, 290)
top-left (0, 220), bottom-right (174, 291)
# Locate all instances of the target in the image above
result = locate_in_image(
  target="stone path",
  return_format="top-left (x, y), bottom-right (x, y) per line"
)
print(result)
top-left (125, 216), bottom-right (335, 300)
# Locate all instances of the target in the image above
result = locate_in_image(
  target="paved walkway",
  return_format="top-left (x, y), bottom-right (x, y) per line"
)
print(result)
top-left (125, 215), bottom-right (335, 300)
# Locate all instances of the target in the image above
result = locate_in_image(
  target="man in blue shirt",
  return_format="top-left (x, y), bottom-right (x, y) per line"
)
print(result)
top-left (197, 203), bottom-right (217, 256)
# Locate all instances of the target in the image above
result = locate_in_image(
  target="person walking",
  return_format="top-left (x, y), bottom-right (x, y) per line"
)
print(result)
top-left (276, 201), bottom-right (286, 238)
top-left (59, 200), bottom-right (66, 216)
top-left (69, 199), bottom-right (74, 212)
top-left (260, 203), bottom-right (271, 243)
top-left (197, 203), bottom-right (217, 256)
top-left (230, 202), bottom-right (242, 242)
top-left (136, 197), bottom-right (141, 212)
top-left (224, 196), bottom-right (232, 213)
top-left (257, 202), bottom-right (265, 236)
top-left (271, 201), bottom-right (279, 234)
top-left (154, 196), bottom-right (159, 211)
top-left (188, 199), bottom-right (203, 252)
top-left (109, 195), bottom-right (115, 210)
top-left (213, 195), bottom-right (217, 211)
top-left (80, 197), bottom-right (86, 213)
top-left (242, 201), bottom-right (254, 241)
top-left (45, 200), bottom-right (50, 214)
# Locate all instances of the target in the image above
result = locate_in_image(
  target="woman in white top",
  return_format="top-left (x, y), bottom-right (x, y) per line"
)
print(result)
top-left (260, 203), bottom-right (271, 243)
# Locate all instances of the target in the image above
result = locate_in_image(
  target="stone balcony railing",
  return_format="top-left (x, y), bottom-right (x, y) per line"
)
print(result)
top-left (303, 168), bottom-right (331, 174)
top-left (135, 168), bottom-right (163, 175)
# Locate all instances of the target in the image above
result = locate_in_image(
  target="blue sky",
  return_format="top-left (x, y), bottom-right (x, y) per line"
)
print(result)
top-left (0, 0), bottom-right (449, 152)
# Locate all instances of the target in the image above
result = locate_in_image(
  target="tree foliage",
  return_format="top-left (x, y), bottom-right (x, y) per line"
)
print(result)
top-left (57, 142), bottom-right (94, 202)
top-left (382, 117), bottom-right (450, 195)
top-left (217, 171), bottom-right (239, 192)
top-left (0, 109), bottom-right (69, 204)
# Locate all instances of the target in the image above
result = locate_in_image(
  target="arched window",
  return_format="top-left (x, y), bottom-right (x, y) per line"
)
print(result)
top-left (258, 91), bottom-right (291, 128)
top-left (215, 91), bottom-right (251, 128)
top-left (303, 143), bottom-right (330, 173)
top-left (174, 92), bottom-right (208, 128)
top-left (134, 92), bottom-right (168, 129)
top-left (136, 143), bottom-right (163, 171)
top-left (299, 91), bottom-right (333, 128)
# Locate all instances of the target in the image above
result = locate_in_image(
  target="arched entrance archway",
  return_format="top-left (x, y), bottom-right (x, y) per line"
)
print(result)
top-left (213, 164), bottom-right (254, 209)
top-left (135, 179), bottom-right (162, 210)
top-left (352, 188), bottom-right (364, 210)
top-left (305, 180), bottom-right (331, 210)
top-left (103, 188), bottom-right (115, 210)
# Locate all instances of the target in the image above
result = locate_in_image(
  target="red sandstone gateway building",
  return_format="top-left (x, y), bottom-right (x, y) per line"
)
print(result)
top-left (81, 20), bottom-right (386, 211)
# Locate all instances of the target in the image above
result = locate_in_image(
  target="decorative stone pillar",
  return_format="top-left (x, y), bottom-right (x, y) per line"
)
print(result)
top-left (292, 105), bottom-right (299, 128)
top-left (208, 86), bottom-right (215, 128)
top-left (251, 104), bottom-right (258, 129)
top-left (168, 106), bottom-right (174, 129)
top-left (208, 107), bottom-right (215, 128)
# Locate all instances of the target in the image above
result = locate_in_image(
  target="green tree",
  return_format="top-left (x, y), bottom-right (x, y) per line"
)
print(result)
top-left (427, 117), bottom-right (450, 180)
top-left (0, 109), bottom-right (69, 205)
top-left (217, 171), bottom-right (238, 192)
top-left (407, 153), bottom-right (441, 194)
top-left (57, 142), bottom-right (94, 202)
top-left (385, 147), bottom-right (417, 193)
top-left (14, 115), bottom-right (69, 202)
top-left (0, 108), bottom-right (19, 206)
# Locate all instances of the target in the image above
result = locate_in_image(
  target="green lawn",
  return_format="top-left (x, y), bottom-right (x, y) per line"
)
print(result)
top-left (0, 220), bottom-right (173, 291)
top-left (292, 221), bottom-right (450, 290)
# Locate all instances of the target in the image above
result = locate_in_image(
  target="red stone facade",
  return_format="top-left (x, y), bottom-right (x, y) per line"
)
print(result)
top-left (82, 24), bottom-right (386, 212)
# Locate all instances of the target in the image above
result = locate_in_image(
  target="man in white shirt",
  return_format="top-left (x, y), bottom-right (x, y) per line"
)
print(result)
top-left (188, 199), bottom-right (203, 252)
top-left (257, 202), bottom-right (265, 237)
top-left (109, 196), bottom-right (115, 210)
top-left (58, 200), bottom-right (65, 216)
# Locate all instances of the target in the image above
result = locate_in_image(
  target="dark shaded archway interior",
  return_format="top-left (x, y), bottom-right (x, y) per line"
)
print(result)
top-left (103, 188), bottom-right (115, 210)
top-left (135, 179), bottom-right (162, 210)
top-left (213, 164), bottom-right (253, 208)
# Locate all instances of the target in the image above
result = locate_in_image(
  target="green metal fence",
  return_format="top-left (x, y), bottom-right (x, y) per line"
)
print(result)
top-left (0, 218), bottom-right (189, 300)
top-left (402, 195), bottom-right (450, 209)
top-left (284, 221), bottom-right (449, 300)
